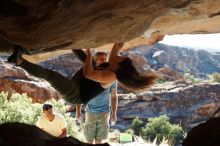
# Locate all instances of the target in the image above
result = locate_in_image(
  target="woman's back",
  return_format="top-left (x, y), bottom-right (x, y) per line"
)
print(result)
top-left (73, 64), bottom-right (111, 104)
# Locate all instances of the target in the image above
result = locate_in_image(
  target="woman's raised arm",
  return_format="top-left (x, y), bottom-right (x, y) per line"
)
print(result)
top-left (83, 49), bottom-right (116, 84)
top-left (109, 42), bottom-right (124, 61)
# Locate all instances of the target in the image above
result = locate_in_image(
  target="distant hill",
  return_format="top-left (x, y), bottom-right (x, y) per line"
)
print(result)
top-left (130, 43), bottom-right (220, 78)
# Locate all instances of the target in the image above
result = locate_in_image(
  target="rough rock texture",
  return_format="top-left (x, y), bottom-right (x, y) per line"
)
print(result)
top-left (1, 0), bottom-right (220, 54)
top-left (0, 122), bottom-right (110, 146)
top-left (39, 53), bottom-right (82, 78)
top-left (1, 46), bottom-right (220, 132)
top-left (0, 61), bottom-right (60, 103)
top-left (132, 43), bottom-right (220, 77)
top-left (116, 82), bottom-right (220, 131)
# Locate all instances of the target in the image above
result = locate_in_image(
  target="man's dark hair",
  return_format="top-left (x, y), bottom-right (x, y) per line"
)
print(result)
top-left (43, 104), bottom-right (53, 111)
top-left (115, 57), bottom-right (157, 91)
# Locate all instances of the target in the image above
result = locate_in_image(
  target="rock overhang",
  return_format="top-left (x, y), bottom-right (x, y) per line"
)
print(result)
top-left (0, 0), bottom-right (220, 55)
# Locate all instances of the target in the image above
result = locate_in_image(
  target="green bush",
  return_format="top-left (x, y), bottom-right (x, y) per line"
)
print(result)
top-left (209, 73), bottom-right (220, 83)
top-left (0, 92), bottom-right (85, 141)
top-left (125, 128), bottom-right (134, 135)
top-left (131, 117), bottom-right (144, 135)
top-left (140, 115), bottom-right (184, 145)
top-left (183, 73), bottom-right (201, 84)
top-left (0, 92), bottom-right (41, 124)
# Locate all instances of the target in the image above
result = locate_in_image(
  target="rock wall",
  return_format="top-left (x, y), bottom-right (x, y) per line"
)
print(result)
top-left (1, 46), bottom-right (220, 131)
top-left (0, 0), bottom-right (220, 53)
top-left (0, 61), bottom-right (60, 103)
top-left (117, 82), bottom-right (220, 131)
top-left (132, 43), bottom-right (220, 77)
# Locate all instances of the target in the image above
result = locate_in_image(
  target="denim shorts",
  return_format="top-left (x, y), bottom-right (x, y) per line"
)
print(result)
top-left (84, 112), bottom-right (110, 141)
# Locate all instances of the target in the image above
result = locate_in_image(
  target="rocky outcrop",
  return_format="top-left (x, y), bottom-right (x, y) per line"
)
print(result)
top-left (133, 43), bottom-right (220, 77)
top-left (183, 117), bottom-right (220, 146)
top-left (1, 48), bottom-right (220, 132)
top-left (116, 82), bottom-right (220, 131)
top-left (0, 61), bottom-right (60, 103)
top-left (0, 1), bottom-right (220, 54)
top-left (39, 53), bottom-right (82, 78)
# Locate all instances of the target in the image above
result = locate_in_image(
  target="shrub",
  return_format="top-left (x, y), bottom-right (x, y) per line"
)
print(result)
top-left (209, 73), bottom-right (220, 83)
top-left (125, 128), bottom-right (134, 135)
top-left (0, 92), bottom-right (41, 124)
top-left (183, 73), bottom-right (201, 84)
top-left (0, 92), bottom-right (85, 141)
top-left (131, 117), bottom-right (145, 135)
top-left (140, 115), bottom-right (184, 145)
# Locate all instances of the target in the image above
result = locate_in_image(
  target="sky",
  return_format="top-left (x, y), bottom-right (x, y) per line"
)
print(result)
top-left (160, 33), bottom-right (220, 52)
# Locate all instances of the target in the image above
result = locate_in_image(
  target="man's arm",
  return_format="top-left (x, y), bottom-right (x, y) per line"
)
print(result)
top-left (109, 42), bottom-right (124, 62)
top-left (111, 83), bottom-right (118, 124)
top-left (76, 104), bottom-right (82, 122)
top-left (36, 116), bottom-right (43, 129)
top-left (59, 128), bottom-right (68, 138)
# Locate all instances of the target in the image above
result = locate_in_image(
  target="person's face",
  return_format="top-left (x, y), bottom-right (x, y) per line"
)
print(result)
top-left (43, 107), bottom-right (53, 116)
top-left (95, 54), bottom-right (107, 66)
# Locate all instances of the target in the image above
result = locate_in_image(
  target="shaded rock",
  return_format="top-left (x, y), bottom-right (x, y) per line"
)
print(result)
top-left (182, 117), bottom-right (220, 146)
top-left (0, 122), bottom-right (110, 146)
top-left (0, 1), bottom-right (220, 53)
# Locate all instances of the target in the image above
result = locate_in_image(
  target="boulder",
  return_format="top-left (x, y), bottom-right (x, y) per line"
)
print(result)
top-left (0, 0), bottom-right (220, 54)
top-left (182, 117), bottom-right (220, 146)
top-left (0, 122), bottom-right (110, 146)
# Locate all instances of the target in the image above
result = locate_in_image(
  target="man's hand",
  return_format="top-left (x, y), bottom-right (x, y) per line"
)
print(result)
top-left (75, 104), bottom-right (82, 124)
top-left (86, 48), bottom-right (92, 56)
top-left (111, 113), bottom-right (117, 125)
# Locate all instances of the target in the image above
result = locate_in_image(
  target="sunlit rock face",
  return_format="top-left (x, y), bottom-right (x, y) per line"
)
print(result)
top-left (0, 61), bottom-right (60, 103)
top-left (0, 0), bottom-right (220, 54)
top-left (117, 82), bottom-right (220, 131)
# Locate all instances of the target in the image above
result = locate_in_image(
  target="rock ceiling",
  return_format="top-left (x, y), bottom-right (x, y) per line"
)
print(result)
top-left (0, 0), bottom-right (220, 58)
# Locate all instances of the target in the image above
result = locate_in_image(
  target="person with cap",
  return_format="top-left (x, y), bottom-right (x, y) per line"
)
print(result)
top-left (36, 103), bottom-right (68, 138)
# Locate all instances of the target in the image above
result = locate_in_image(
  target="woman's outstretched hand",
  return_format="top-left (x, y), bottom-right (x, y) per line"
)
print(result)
top-left (86, 48), bottom-right (92, 56)
top-left (114, 42), bottom-right (124, 49)
top-left (150, 31), bottom-right (165, 45)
